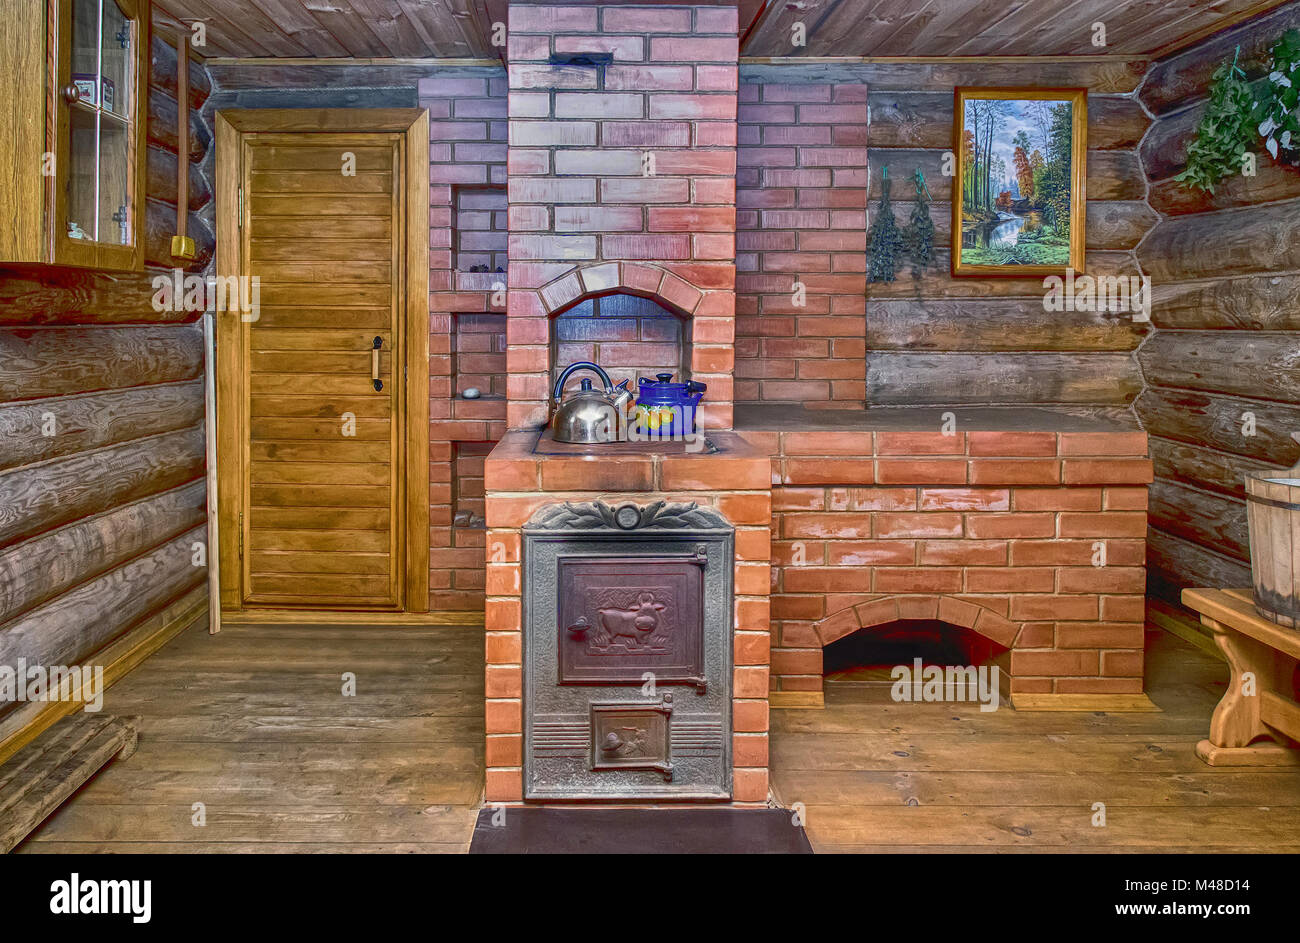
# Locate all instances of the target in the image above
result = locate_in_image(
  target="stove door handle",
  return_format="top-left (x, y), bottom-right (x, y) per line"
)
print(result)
top-left (566, 616), bottom-right (590, 638)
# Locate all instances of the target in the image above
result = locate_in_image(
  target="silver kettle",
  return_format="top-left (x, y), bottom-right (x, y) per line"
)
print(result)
top-left (550, 361), bottom-right (633, 444)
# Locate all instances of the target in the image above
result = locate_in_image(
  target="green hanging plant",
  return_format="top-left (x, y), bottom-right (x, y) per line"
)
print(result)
top-left (1175, 46), bottom-right (1258, 193)
top-left (902, 168), bottom-right (934, 277)
top-left (867, 166), bottom-right (904, 283)
top-left (1258, 28), bottom-right (1300, 165)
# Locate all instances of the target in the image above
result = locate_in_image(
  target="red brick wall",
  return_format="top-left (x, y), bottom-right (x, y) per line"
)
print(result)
top-left (422, 72), bottom-right (509, 611)
top-left (455, 187), bottom-right (509, 272)
top-left (552, 293), bottom-right (688, 394)
top-left (505, 3), bottom-right (739, 431)
top-left (736, 82), bottom-right (869, 409)
top-left (740, 429), bottom-right (1153, 697)
top-left (483, 430), bottom-right (773, 803)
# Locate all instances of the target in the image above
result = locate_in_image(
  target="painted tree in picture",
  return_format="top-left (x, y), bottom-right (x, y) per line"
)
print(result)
top-left (960, 96), bottom-right (1075, 267)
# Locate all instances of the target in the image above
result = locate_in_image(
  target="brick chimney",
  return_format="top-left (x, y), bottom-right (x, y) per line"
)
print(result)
top-left (504, 2), bottom-right (739, 430)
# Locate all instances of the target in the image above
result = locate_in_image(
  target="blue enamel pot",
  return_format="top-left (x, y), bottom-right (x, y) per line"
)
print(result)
top-left (635, 373), bottom-right (707, 436)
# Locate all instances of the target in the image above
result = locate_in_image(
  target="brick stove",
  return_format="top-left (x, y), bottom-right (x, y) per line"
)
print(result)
top-left (481, 2), bottom-right (1154, 805)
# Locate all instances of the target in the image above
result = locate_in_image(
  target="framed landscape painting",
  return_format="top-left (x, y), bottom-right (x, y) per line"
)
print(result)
top-left (952, 88), bottom-right (1087, 277)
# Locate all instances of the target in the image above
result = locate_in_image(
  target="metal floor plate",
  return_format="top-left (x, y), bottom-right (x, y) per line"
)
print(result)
top-left (468, 808), bottom-right (813, 854)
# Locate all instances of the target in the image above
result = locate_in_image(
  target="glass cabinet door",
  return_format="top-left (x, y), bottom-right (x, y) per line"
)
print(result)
top-left (59, 0), bottom-right (141, 266)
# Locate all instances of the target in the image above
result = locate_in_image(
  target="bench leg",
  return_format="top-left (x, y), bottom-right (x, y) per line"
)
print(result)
top-left (1196, 616), bottom-right (1300, 767)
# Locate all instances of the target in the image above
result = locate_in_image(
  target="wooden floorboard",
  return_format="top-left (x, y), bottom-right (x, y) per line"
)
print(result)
top-left (773, 629), bottom-right (1300, 852)
top-left (16, 622), bottom-right (1300, 853)
top-left (16, 621), bottom-right (486, 853)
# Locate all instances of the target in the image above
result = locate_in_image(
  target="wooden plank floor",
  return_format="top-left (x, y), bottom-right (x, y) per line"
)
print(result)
top-left (16, 621), bottom-right (485, 853)
top-left (16, 621), bottom-right (1300, 853)
top-left (773, 629), bottom-right (1300, 852)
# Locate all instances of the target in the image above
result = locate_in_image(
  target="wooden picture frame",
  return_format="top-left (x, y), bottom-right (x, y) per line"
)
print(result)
top-left (952, 87), bottom-right (1086, 277)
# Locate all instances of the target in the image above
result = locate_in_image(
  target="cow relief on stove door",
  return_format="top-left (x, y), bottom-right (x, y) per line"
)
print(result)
top-left (524, 500), bottom-right (733, 800)
top-left (559, 555), bottom-right (706, 689)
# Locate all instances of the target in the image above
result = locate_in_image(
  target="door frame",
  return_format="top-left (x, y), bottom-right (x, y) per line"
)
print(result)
top-left (213, 108), bottom-right (429, 615)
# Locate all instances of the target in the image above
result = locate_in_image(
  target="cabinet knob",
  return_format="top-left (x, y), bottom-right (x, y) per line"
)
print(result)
top-left (61, 85), bottom-right (80, 104)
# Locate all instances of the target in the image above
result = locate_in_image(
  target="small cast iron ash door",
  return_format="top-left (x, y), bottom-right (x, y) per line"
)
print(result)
top-left (524, 501), bottom-right (734, 800)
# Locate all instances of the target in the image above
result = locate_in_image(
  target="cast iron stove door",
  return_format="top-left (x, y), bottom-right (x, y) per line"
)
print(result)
top-left (558, 555), bottom-right (706, 688)
top-left (524, 501), bottom-right (733, 800)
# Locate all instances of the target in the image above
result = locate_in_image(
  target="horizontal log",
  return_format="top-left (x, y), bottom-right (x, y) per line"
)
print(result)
top-left (206, 86), bottom-right (418, 111)
top-left (207, 61), bottom-right (498, 90)
top-left (1136, 201), bottom-right (1300, 280)
top-left (0, 325), bottom-right (203, 402)
top-left (867, 92), bottom-right (1149, 150)
top-left (1149, 435), bottom-right (1280, 501)
top-left (147, 90), bottom-right (210, 163)
top-left (1138, 103), bottom-right (1198, 181)
top-left (867, 149), bottom-right (1145, 203)
top-left (0, 380), bottom-right (204, 472)
top-left (0, 426), bottom-right (205, 547)
top-left (865, 249), bottom-right (1138, 299)
top-left (865, 351), bottom-right (1141, 406)
top-left (1139, 81), bottom-right (1295, 194)
top-left (1149, 477), bottom-right (1249, 563)
top-left (1085, 200), bottom-right (1158, 250)
top-left (1151, 273), bottom-right (1300, 331)
top-left (867, 149), bottom-right (950, 201)
top-left (0, 526), bottom-right (206, 673)
top-left (0, 585), bottom-right (205, 736)
top-left (148, 35), bottom-right (212, 110)
top-left (1087, 96), bottom-right (1154, 151)
top-left (1138, 331), bottom-right (1300, 403)
top-left (145, 146), bottom-right (212, 211)
top-left (145, 198), bottom-right (215, 270)
top-left (1140, 1), bottom-right (1300, 115)
top-left (1135, 386), bottom-right (1300, 466)
top-left (869, 200), bottom-right (1152, 251)
top-left (1085, 151), bottom-right (1145, 201)
top-left (740, 60), bottom-right (1147, 93)
top-left (1147, 527), bottom-right (1251, 599)
top-left (0, 480), bottom-right (206, 623)
top-left (1148, 168), bottom-right (1300, 215)
top-left (866, 298), bottom-right (1147, 351)
top-left (0, 265), bottom-right (187, 325)
top-left (865, 93), bottom-right (951, 150)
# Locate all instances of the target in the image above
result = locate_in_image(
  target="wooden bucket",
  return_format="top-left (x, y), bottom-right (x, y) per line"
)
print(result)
top-left (1245, 435), bottom-right (1300, 628)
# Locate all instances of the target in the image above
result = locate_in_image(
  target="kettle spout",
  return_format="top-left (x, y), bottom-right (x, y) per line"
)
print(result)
top-left (610, 378), bottom-right (634, 412)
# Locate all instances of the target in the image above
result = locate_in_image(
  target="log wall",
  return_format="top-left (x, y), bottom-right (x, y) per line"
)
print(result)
top-left (0, 34), bottom-right (214, 725)
top-left (737, 60), bottom-right (1157, 414)
top-left (1135, 5), bottom-right (1300, 604)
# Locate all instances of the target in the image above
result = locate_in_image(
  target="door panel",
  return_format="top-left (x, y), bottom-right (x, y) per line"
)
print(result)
top-left (240, 133), bottom-right (404, 609)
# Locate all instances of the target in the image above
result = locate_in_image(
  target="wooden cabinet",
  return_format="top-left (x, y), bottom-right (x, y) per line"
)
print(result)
top-left (0, 0), bottom-right (149, 271)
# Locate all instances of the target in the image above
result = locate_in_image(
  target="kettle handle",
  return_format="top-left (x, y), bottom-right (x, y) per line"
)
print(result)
top-left (553, 361), bottom-right (613, 404)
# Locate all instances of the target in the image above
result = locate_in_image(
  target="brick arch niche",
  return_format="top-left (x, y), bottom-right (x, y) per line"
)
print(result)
top-left (816, 594), bottom-right (1022, 649)
top-left (505, 262), bottom-right (735, 431)
top-left (780, 594), bottom-right (1023, 701)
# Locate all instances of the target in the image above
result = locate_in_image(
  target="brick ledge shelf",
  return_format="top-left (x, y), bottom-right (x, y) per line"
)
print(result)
top-left (734, 415), bottom-right (1155, 712)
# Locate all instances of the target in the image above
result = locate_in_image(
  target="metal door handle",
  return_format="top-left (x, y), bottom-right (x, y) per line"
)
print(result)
top-left (371, 336), bottom-right (383, 391)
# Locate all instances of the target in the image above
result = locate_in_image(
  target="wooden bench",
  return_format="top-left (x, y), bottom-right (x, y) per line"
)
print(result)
top-left (1182, 588), bottom-right (1300, 767)
top-left (0, 713), bottom-right (138, 852)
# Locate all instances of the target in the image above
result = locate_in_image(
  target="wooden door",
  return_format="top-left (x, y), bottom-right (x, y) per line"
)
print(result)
top-left (238, 131), bottom-right (405, 609)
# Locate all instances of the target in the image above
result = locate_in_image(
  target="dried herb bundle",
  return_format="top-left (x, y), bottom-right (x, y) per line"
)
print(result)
top-left (903, 168), bottom-right (935, 276)
top-left (868, 166), bottom-right (905, 283)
